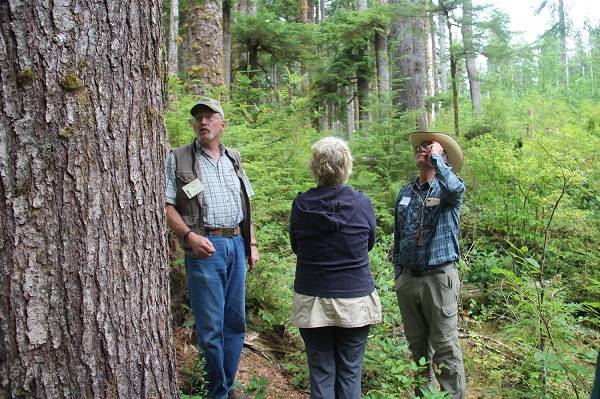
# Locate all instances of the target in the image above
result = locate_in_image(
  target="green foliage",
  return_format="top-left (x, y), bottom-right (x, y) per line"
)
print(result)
top-left (486, 243), bottom-right (595, 398)
top-left (179, 355), bottom-right (209, 398)
top-left (242, 375), bottom-right (268, 398)
top-left (233, 12), bottom-right (316, 65)
top-left (313, 5), bottom-right (393, 106)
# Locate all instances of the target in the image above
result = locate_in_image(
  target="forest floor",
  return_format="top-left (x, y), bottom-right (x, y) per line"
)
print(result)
top-left (175, 326), bottom-right (309, 398)
top-left (175, 325), bottom-right (490, 399)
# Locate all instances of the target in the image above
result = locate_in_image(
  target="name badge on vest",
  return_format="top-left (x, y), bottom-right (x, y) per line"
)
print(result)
top-left (182, 178), bottom-right (204, 199)
top-left (399, 196), bottom-right (411, 206)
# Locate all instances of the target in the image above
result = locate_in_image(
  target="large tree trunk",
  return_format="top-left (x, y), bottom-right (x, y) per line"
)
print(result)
top-left (168, 0), bottom-right (180, 76)
top-left (0, 1), bottom-right (178, 398)
top-left (391, 0), bottom-right (428, 130)
top-left (461, 0), bottom-right (482, 115)
top-left (437, 13), bottom-right (448, 91)
top-left (181, 0), bottom-right (225, 93)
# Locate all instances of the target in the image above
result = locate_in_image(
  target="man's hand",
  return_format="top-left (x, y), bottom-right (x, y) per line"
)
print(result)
top-left (187, 232), bottom-right (216, 258)
top-left (248, 246), bottom-right (259, 272)
top-left (429, 141), bottom-right (444, 156)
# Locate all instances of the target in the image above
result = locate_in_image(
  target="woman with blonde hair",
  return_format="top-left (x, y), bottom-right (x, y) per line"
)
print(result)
top-left (290, 136), bottom-right (382, 399)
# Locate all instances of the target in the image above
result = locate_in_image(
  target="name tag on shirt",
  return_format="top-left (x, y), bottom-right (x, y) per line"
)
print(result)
top-left (426, 197), bottom-right (440, 207)
top-left (182, 178), bottom-right (204, 199)
top-left (399, 196), bottom-right (411, 206)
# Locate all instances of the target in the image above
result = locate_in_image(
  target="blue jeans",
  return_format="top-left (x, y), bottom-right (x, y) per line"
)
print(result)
top-left (300, 325), bottom-right (370, 399)
top-left (185, 235), bottom-right (246, 399)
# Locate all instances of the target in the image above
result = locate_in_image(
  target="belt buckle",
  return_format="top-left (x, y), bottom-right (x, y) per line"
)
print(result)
top-left (222, 227), bottom-right (235, 237)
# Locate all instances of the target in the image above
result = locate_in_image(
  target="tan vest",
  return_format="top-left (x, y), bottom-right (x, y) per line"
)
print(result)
top-left (171, 142), bottom-right (252, 257)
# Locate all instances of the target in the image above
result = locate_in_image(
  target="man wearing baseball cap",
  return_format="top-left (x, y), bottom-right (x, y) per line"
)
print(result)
top-left (393, 132), bottom-right (467, 398)
top-left (165, 98), bottom-right (258, 399)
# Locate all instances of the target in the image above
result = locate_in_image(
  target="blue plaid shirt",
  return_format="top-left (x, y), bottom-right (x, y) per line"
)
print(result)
top-left (165, 141), bottom-right (254, 228)
top-left (393, 153), bottom-right (465, 278)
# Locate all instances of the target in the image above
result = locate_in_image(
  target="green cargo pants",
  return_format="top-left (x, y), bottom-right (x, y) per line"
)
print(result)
top-left (395, 263), bottom-right (467, 399)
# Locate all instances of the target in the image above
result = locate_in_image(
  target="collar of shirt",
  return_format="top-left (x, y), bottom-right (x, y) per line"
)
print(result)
top-left (193, 140), bottom-right (224, 158)
top-left (412, 176), bottom-right (436, 191)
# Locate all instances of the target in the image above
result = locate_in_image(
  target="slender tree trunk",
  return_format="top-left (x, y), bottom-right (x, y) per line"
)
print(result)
top-left (346, 88), bottom-right (355, 140)
top-left (424, 14), bottom-right (434, 124)
top-left (320, 0), bottom-right (326, 22)
top-left (182, 0), bottom-right (225, 93)
top-left (375, 32), bottom-right (390, 98)
top-left (235, 0), bottom-right (256, 87)
top-left (438, 13), bottom-right (448, 91)
top-left (223, 0), bottom-right (232, 93)
top-left (0, 1), bottom-right (178, 398)
top-left (461, 0), bottom-right (482, 115)
top-left (356, 0), bottom-right (369, 129)
top-left (168, 0), bottom-right (180, 76)
top-left (375, 0), bottom-right (390, 101)
top-left (299, 0), bottom-right (311, 93)
top-left (391, 0), bottom-right (428, 130)
top-left (429, 10), bottom-right (438, 119)
top-left (446, 11), bottom-right (460, 136)
top-left (558, 0), bottom-right (568, 86)
top-left (248, 43), bottom-right (259, 87)
top-left (430, 11), bottom-right (438, 95)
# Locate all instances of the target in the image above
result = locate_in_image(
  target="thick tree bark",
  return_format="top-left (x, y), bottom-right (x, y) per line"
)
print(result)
top-left (0, 1), bottom-right (178, 398)
top-left (438, 13), bottom-right (448, 91)
top-left (181, 0), bottom-right (225, 93)
top-left (168, 0), bottom-right (180, 76)
top-left (461, 0), bottom-right (482, 115)
top-left (391, 0), bottom-right (428, 130)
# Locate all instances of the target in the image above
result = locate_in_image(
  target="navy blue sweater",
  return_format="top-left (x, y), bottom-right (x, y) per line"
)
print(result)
top-left (290, 185), bottom-right (377, 298)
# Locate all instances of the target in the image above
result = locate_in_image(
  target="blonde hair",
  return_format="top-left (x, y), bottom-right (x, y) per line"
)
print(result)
top-left (309, 137), bottom-right (353, 186)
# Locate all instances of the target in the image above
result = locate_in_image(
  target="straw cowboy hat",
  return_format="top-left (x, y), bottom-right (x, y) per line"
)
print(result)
top-left (410, 132), bottom-right (464, 172)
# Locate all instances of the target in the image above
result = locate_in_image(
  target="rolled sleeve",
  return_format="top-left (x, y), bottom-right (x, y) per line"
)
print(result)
top-left (165, 152), bottom-right (177, 205)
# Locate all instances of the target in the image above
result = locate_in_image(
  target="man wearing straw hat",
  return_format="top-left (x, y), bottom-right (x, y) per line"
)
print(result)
top-left (393, 132), bottom-right (467, 398)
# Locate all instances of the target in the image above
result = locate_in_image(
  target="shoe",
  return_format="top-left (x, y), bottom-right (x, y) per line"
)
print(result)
top-left (228, 388), bottom-right (248, 399)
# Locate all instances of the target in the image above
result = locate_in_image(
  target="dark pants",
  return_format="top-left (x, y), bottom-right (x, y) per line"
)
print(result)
top-left (300, 325), bottom-right (370, 399)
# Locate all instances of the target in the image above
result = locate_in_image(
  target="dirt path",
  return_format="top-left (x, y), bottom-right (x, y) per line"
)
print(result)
top-left (175, 327), bottom-right (308, 398)
top-left (237, 348), bottom-right (309, 399)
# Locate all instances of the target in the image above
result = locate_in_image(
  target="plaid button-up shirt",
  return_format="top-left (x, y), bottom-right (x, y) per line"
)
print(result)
top-left (165, 141), bottom-right (254, 228)
top-left (393, 153), bottom-right (465, 278)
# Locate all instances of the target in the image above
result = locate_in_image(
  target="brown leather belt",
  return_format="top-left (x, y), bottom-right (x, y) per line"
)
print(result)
top-left (205, 227), bottom-right (241, 237)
